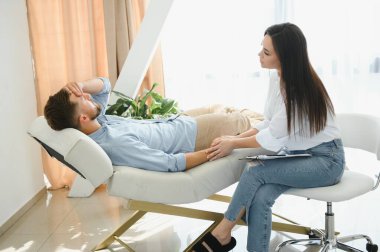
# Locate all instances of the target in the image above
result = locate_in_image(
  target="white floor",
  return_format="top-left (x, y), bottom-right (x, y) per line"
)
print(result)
top-left (0, 148), bottom-right (379, 252)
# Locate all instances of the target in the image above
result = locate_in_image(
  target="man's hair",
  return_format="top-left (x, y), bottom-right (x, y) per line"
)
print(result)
top-left (44, 89), bottom-right (79, 130)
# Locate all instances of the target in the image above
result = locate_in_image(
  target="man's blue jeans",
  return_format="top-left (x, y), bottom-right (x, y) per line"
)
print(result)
top-left (224, 139), bottom-right (345, 252)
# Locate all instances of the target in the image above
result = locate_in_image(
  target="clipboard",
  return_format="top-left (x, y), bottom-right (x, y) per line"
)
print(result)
top-left (240, 153), bottom-right (312, 161)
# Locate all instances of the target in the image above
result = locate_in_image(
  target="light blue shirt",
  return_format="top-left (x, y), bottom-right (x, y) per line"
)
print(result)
top-left (88, 78), bottom-right (197, 172)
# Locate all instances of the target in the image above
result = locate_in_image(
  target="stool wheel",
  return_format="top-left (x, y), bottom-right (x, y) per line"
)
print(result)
top-left (307, 230), bottom-right (320, 239)
top-left (308, 233), bottom-right (319, 239)
top-left (366, 243), bottom-right (378, 252)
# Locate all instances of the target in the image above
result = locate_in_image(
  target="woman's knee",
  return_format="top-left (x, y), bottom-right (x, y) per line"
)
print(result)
top-left (252, 186), bottom-right (276, 208)
top-left (242, 163), bottom-right (262, 179)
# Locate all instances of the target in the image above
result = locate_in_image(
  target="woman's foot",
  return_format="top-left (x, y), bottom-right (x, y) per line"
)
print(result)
top-left (211, 230), bottom-right (232, 246)
top-left (192, 232), bottom-right (236, 252)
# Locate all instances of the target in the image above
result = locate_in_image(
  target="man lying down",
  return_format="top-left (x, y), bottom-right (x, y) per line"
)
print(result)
top-left (44, 77), bottom-right (262, 172)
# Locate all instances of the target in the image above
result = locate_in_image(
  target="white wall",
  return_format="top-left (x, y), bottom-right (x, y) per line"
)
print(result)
top-left (0, 0), bottom-right (45, 228)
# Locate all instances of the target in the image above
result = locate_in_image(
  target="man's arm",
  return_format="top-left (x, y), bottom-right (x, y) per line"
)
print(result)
top-left (79, 78), bottom-right (105, 94)
top-left (184, 150), bottom-right (209, 170)
top-left (65, 78), bottom-right (104, 96)
top-left (110, 137), bottom-right (193, 172)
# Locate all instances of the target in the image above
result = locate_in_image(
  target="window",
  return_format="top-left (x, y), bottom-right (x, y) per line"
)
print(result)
top-left (161, 0), bottom-right (380, 116)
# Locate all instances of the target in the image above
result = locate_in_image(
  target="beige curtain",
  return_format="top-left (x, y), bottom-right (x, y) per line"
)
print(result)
top-left (27, 0), bottom-right (108, 189)
top-left (103, 0), bottom-right (165, 96)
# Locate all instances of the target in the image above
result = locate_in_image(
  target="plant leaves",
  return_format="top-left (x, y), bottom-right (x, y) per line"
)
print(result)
top-left (105, 83), bottom-right (180, 119)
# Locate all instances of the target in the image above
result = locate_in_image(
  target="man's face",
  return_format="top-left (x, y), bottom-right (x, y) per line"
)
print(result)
top-left (69, 92), bottom-right (101, 121)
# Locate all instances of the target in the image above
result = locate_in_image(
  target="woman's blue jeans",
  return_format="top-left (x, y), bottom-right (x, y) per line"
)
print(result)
top-left (224, 139), bottom-right (345, 252)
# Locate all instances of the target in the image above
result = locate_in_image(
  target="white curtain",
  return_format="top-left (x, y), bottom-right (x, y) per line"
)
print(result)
top-left (282, 0), bottom-right (380, 116)
top-left (161, 0), bottom-right (380, 116)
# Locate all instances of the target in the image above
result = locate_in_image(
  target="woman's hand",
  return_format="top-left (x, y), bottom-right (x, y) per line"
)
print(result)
top-left (206, 136), bottom-right (236, 161)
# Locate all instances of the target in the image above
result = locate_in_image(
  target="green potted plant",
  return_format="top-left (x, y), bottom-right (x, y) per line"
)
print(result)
top-left (105, 83), bottom-right (180, 119)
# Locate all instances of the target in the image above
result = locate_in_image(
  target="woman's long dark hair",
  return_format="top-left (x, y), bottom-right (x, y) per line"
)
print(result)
top-left (265, 23), bottom-right (334, 136)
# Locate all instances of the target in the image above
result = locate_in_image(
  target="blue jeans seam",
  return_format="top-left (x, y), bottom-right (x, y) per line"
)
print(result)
top-left (262, 211), bottom-right (268, 251)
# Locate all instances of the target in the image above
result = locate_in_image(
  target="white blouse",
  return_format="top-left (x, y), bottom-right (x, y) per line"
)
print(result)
top-left (254, 72), bottom-right (341, 152)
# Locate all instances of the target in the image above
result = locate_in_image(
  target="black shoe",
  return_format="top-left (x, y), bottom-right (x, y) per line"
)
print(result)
top-left (192, 232), bottom-right (236, 252)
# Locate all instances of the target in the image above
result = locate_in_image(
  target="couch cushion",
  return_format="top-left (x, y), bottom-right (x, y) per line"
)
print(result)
top-left (28, 116), bottom-right (114, 188)
top-left (107, 148), bottom-right (268, 204)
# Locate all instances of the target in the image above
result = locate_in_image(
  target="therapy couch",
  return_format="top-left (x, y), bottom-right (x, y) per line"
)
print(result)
top-left (28, 116), bottom-right (314, 251)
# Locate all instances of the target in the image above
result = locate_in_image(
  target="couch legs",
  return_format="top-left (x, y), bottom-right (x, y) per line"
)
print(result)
top-left (93, 195), bottom-right (313, 251)
top-left (93, 210), bottom-right (146, 251)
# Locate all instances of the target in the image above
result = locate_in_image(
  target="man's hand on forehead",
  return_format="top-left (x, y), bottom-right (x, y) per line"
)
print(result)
top-left (64, 82), bottom-right (84, 97)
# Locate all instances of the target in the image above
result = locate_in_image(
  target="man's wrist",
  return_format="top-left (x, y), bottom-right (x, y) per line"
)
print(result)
top-left (231, 138), bottom-right (238, 149)
top-left (77, 82), bottom-right (84, 90)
